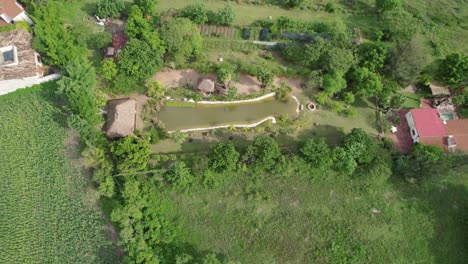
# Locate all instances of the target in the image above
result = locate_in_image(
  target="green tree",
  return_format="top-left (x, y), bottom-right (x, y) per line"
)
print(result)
top-left (358, 42), bottom-right (387, 72)
top-left (180, 3), bottom-right (209, 24)
top-left (96, 0), bottom-right (124, 18)
top-left (331, 101), bottom-right (345, 113)
top-left (146, 80), bottom-right (165, 99)
top-left (343, 128), bottom-right (378, 165)
top-left (350, 67), bottom-right (383, 97)
top-left (216, 5), bottom-right (235, 26)
top-left (386, 39), bottom-right (428, 85)
top-left (343, 92), bottom-right (355, 105)
top-left (32, 2), bottom-right (85, 67)
top-left (216, 66), bottom-right (233, 89)
top-left (389, 94), bottom-right (406, 109)
top-left (437, 53), bottom-right (468, 87)
top-left (160, 18), bottom-right (203, 64)
top-left (256, 67), bottom-right (274, 88)
top-left (321, 46), bottom-right (357, 74)
top-left (242, 135), bottom-right (282, 171)
top-left (98, 176), bottom-right (115, 198)
top-left (209, 142), bottom-right (240, 173)
top-left (171, 131), bottom-right (187, 144)
top-left (376, 0), bottom-right (403, 13)
top-left (125, 5), bottom-right (152, 39)
top-left (300, 138), bottom-right (333, 169)
top-left (332, 147), bottom-right (357, 175)
top-left (165, 161), bottom-right (194, 189)
top-left (381, 11), bottom-right (420, 42)
top-left (118, 38), bottom-right (164, 83)
top-left (100, 59), bottom-right (118, 83)
top-left (322, 71), bottom-right (347, 95)
top-left (57, 60), bottom-right (101, 125)
top-left (111, 136), bottom-right (150, 173)
top-left (134, 0), bottom-right (158, 16)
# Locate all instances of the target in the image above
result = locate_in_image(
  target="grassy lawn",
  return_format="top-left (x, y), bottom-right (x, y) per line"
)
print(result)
top-left (156, 159), bottom-right (468, 263)
top-left (0, 84), bottom-right (118, 263)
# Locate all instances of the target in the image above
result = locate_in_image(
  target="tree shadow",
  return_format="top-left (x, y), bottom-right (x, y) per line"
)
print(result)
top-left (296, 124), bottom-right (344, 146)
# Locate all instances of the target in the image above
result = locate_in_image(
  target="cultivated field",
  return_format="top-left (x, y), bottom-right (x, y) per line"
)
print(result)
top-left (0, 84), bottom-right (118, 263)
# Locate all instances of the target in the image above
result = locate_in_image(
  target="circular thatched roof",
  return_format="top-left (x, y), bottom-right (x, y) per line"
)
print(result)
top-left (197, 77), bottom-right (215, 93)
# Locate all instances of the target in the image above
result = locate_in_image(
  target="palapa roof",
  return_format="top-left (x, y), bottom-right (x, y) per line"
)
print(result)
top-left (0, 0), bottom-right (24, 27)
top-left (197, 77), bottom-right (215, 93)
top-left (0, 29), bottom-right (41, 81)
top-left (430, 82), bottom-right (450, 96)
top-left (106, 99), bottom-right (137, 138)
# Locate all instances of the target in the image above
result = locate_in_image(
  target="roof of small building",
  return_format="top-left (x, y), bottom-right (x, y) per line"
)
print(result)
top-left (445, 119), bottom-right (468, 152)
top-left (429, 81), bottom-right (450, 96)
top-left (0, 0), bottom-right (24, 27)
top-left (0, 29), bottom-right (40, 81)
top-left (106, 99), bottom-right (137, 138)
top-left (410, 108), bottom-right (446, 137)
top-left (197, 77), bottom-right (215, 93)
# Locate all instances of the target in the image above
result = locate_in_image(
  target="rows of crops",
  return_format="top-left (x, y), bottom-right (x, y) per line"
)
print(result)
top-left (198, 25), bottom-right (238, 38)
top-left (0, 84), bottom-right (117, 263)
top-left (203, 38), bottom-right (256, 53)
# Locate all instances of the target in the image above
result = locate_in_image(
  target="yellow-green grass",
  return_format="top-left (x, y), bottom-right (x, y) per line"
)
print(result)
top-left (0, 83), bottom-right (117, 263)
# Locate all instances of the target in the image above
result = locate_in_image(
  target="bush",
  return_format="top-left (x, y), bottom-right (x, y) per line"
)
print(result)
top-left (96, 0), bottom-right (124, 18)
top-left (146, 80), bottom-right (165, 100)
top-left (165, 161), bottom-right (194, 190)
top-left (171, 131), bottom-right (187, 144)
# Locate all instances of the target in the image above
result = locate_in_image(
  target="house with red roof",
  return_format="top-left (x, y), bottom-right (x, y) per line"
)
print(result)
top-left (406, 108), bottom-right (468, 152)
top-left (0, 0), bottom-right (33, 27)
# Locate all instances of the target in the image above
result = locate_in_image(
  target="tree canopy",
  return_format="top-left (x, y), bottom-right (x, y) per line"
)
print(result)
top-left (300, 138), bottom-right (333, 169)
top-left (159, 18), bottom-right (203, 64)
top-left (322, 71), bottom-right (347, 95)
top-left (209, 142), bottom-right (240, 173)
top-left (96, 0), bottom-right (124, 18)
top-left (134, 0), bottom-right (158, 16)
top-left (111, 136), bottom-right (150, 173)
top-left (118, 38), bottom-right (164, 83)
top-left (437, 53), bottom-right (468, 87)
top-left (381, 11), bottom-right (420, 42)
top-left (31, 2), bottom-right (85, 67)
top-left (57, 60), bottom-right (101, 125)
top-left (350, 67), bottom-right (383, 97)
top-left (343, 128), bottom-right (378, 165)
top-left (165, 161), bottom-right (194, 189)
top-left (242, 135), bottom-right (282, 171)
top-left (358, 42), bottom-right (387, 72)
top-left (256, 67), bottom-right (274, 88)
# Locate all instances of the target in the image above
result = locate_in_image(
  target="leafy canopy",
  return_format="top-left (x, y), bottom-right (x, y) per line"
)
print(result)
top-left (57, 60), bottom-right (101, 125)
top-left (300, 138), bottom-right (333, 169)
top-left (209, 142), bottom-right (240, 173)
top-left (350, 67), bottom-right (383, 97)
top-left (96, 0), bottom-right (124, 18)
top-left (242, 135), bottom-right (282, 171)
top-left (437, 53), bottom-right (468, 87)
top-left (160, 18), bottom-right (203, 64)
top-left (111, 136), bottom-right (150, 173)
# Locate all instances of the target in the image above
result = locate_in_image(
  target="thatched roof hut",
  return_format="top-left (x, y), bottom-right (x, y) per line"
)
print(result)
top-left (106, 99), bottom-right (137, 138)
top-left (197, 77), bottom-right (215, 95)
top-left (430, 82), bottom-right (450, 96)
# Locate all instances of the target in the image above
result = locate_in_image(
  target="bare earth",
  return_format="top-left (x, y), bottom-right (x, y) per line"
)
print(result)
top-left (153, 69), bottom-right (303, 95)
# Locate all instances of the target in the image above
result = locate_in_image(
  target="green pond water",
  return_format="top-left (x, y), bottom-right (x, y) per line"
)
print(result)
top-left (156, 97), bottom-right (297, 131)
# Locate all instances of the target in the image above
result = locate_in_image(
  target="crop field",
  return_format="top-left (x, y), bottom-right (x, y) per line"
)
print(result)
top-left (0, 84), bottom-right (117, 263)
top-left (199, 25), bottom-right (238, 38)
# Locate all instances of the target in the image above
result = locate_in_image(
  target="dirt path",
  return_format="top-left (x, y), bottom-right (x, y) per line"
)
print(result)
top-left (153, 69), bottom-right (304, 95)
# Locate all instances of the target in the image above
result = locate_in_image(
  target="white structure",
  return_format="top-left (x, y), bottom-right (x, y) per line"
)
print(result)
top-left (0, 29), bottom-right (61, 95)
top-left (0, 0), bottom-right (33, 27)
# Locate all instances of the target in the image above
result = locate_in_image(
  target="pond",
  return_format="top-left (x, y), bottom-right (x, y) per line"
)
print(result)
top-left (156, 97), bottom-right (297, 131)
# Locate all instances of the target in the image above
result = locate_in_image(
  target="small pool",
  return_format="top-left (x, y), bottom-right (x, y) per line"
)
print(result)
top-left (440, 113), bottom-right (454, 121)
top-left (156, 97), bottom-right (297, 131)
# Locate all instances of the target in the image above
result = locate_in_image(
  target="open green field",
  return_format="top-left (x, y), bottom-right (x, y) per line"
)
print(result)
top-left (0, 84), bottom-right (118, 263)
top-left (156, 158), bottom-right (468, 263)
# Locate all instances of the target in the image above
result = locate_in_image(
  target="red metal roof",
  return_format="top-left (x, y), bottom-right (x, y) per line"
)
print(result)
top-left (0, 0), bottom-right (24, 27)
top-left (411, 108), bottom-right (447, 137)
top-left (112, 30), bottom-right (127, 53)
